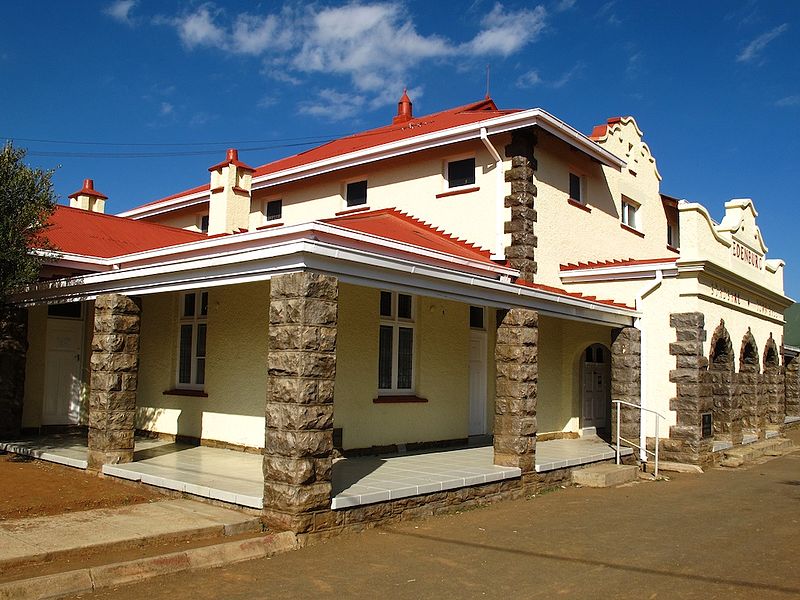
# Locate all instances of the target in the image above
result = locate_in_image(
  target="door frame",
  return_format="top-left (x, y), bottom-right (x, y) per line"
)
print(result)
top-left (42, 305), bottom-right (86, 426)
top-left (581, 343), bottom-right (611, 431)
top-left (468, 329), bottom-right (488, 436)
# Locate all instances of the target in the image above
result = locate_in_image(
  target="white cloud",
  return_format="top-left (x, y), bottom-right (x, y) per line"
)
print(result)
top-left (173, 5), bottom-right (226, 50)
top-left (105, 0), bottom-right (138, 25)
top-left (159, 102), bottom-right (174, 116)
top-left (516, 70), bottom-right (542, 88)
top-left (737, 23), bottom-right (788, 63)
top-left (298, 89), bottom-right (366, 121)
top-left (554, 0), bottom-right (576, 12)
top-left (516, 63), bottom-right (582, 89)
top-left (466, 4), bottom-right (547, 56)
top-left (257, 95), bottom-right (278, 109)
top-left (775, 95), bottom-right (800, 107)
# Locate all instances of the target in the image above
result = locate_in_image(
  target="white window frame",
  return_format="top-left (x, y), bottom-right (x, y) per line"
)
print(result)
top-left (568, 170), bottom-right (586, 204)
top-left (263, 198), bottom-right (282, 223)
top-left (176, 291), bottom-right (208, 390)
top-left (621, 197), bottom-right (640, 230)
top-left (445, 155), bottom-right (477, 190)
top-left (378, 291), bottom-right (416, 394)
top-left (469, 305), bottom-right (486, 330)
top-left (344, 179), bottom-right (368, 208)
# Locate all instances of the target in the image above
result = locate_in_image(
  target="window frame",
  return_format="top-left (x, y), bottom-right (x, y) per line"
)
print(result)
top-left (377, 291), bottom-right (416, 395)
top-left (445, 156), bottom-right (477, 190)
top-left (621, 197), bottom-right (640, 230)
top-left (264, 198), bottom-right (282, 223)
top-left (568, 171), bottom-right (585, 204)
top-left (176, 291), bottom-right (208, 390)
top-left (345, 179), bottom-right (368, 208)
top-left (198, 214), bottom-right (209, 233)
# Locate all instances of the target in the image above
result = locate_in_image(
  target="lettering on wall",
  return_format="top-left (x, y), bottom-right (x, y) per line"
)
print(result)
top-left (731, 240), bottom-right (762, 270)
top-left (708, 281), bottom-right (781, 320)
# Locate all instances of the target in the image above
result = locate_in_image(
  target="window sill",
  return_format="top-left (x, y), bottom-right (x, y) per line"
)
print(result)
top-left (336, 205), bottom-right (370, 216)
top-left (373, 395), bottom-right (428, 404)
top-left (567, 198), bottom-right (591, 213)
top-left (436, 186), bottom-right (480, 199)
top-left (666, 244), bottom-right (680, 254)
top-left (256, 221), bottom-right (284, 230)
top-left (163, 388), bottom-right (208, 398)
top-left (620, 223), bottom-right (645, 238)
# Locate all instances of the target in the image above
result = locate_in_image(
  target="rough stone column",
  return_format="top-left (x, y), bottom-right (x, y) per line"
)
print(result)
top-left (503, 129), bottom-right (538, 282)
top-left (708, 321), bottom-right (739, 445)
top-left (610, 327), bottom-right (641, 447)
top-left (87, 294), bottom-right (140, 471)
top-left (0, 305), bottom-right (28, 438)
top-left (664, 312), bottom-right (713, 466)
top-left (763, 337), bottom-right (783, 432)
top-left (494, 308), bottom-right (537, 474)
top-left (263, 272), bottom-right (337, 534)
top-left (738, 332), bottom-right (760, 439)
top-left (785, 355), bottom-right (800, 418)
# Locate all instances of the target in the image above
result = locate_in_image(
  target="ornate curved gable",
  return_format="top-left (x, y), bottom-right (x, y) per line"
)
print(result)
top-left (590, 116), bottom-right (662, 182)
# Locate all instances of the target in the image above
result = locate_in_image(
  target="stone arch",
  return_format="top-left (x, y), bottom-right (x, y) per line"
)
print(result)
top-left (738, 329), bottom-right (760, 439)
top-left (763, 335), bottom-right (780, 372)
top-left (708, 320), bottom-right (740, 444)
top-left (762, 334), bottom-right (784, 432)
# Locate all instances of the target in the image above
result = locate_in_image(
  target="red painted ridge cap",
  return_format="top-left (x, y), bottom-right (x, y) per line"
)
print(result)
top-left (560, 257), bottom-right (676, 271)
top-left (516, 279), bottom-right (634, 310)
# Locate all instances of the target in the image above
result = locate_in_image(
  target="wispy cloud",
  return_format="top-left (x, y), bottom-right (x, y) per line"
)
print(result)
top-left (516, 70), bottom-right (542, 88)
top-left (596, 1), bottom-right (621, 26)
top-left (105, 0), bottom-right (138, 26)
top-left (775, 95), bottom-right (800, 107)
top-left (298, 88), bottom-right (366, 121)
top-left (737, 23), bottom-right (788, 63)
top-left (159, 102), bottom-right (174, 116)
top-left (553, 0), bottom-right (576, 12)
top-left (147, 2), bottom-right (548, 119)
top-left (516, 63), bottom-right (582, 89)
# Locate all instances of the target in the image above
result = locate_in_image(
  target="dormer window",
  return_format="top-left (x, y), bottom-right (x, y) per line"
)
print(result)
top-left (346, 180), bottom-right (368, 207)
top-left (447, 157), bottom-right (476, 189)
top-left (265, 199), bottom-right (282, 222)
top-left (569, 172), bottom-right (584, 203)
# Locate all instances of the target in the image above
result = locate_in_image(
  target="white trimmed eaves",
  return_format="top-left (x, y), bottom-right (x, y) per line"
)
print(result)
top-left (117, 189), bottom-right (210, 219)
top-left (560, 262), bottom-right (678, 284)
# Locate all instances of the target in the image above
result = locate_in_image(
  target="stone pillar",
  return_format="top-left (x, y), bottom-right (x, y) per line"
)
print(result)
top-left (87, 294), bottom-right (140, 471)
top-left (610, 327), bottom-right (641, 447)
top-left (738, 332), bottom-right (760, 439)
top-left (0, 305), bottom-right (28, 438)
top-left (664, 312), bottom-right (713, 466)
top-left (763, 337), bottom-right (783, 433)
top-left (708, 321), bottom-right (739, 445)
top-left (786, 355), bottom-right (800, 418)
top-left (494, 308), bottom-right (537, 473)
top-left (504, 129), bottom-right (538, 282)
top-left (263, 272), bottom-right (337, 533)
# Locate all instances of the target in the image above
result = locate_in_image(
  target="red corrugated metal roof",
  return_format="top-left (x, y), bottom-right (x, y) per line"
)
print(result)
top-left (322, 208), bottom-right (495, 265)
top-left (560, 257), bottom-right (676, 271)
top-left (43, 205), bottom-right (207, 258)
top-left (129, 98), bottom-right (519, 213)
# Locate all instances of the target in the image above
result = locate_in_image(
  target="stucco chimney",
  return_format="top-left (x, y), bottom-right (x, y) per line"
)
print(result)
top-left (207, 148), bottom-right (255, 235)
top-left (68, 179), bottom-right (108, 213)
top-left (392, 89), bottom-right (413, 125)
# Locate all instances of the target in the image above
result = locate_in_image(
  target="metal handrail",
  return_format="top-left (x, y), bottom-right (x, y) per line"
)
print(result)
top-left (612, 400), bottom-right (666, 477)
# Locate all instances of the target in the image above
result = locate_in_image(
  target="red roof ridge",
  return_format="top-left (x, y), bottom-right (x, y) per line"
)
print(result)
top-left (121, 183), bottom-right (211, 213)
top-left (560, 257), bottom-right (676, 271)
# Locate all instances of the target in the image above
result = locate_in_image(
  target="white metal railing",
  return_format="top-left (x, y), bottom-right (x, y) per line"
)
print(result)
top-left (613, 400), bottom-right (666, 477)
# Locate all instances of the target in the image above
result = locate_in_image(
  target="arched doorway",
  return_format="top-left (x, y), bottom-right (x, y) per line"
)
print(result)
top-left (581, 344), bottom-right (611, 436)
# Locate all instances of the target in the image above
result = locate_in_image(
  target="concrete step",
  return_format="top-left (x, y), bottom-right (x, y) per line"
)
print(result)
top-left (721, 437), bottom-right (794, 467)
top-left (572, 463), bottom-right (639, 488)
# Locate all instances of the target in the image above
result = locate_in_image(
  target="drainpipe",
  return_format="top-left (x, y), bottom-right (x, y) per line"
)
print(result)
top-left (635, 270), bottom-right (663, 462)
top-left (480, 128), bottom-right (505, 260)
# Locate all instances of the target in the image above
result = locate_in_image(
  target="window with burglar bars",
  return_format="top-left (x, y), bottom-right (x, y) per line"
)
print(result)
top-left (378, 291), bottom-right (415, 393)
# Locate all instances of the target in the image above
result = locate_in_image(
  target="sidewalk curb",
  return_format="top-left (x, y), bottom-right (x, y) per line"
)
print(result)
top-left (0, 531), bottom-right (298, 600)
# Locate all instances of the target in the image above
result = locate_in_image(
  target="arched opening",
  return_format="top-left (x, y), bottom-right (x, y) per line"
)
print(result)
top-left (762, 334), bottom-right (783, 433)
top-left (581, 343), bottom-right (611, 439)
top-left (738, 329), bottom-right (760, 441)
top-left (763, 336), bottom-right (780, 372)
top-left (708, 320), bottom-right (738, 444)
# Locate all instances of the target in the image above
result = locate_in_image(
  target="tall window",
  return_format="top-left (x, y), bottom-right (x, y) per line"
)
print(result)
top-left (346, 180), bottom-right (368, 207)
top-left (621, 198), bottom-right (639, 229)
top-left (178, 291), bottom-right (208, 388)
top-left (569, 172), bottom-right (583, 203)
top-left (378, 291), bottom-right (414, 393)
top-left (265, 199), bottom-right (282, 222)
top-left (447, 157), bottom-right (476, 189)
top-left (199, 214), bottom-right (209, 233)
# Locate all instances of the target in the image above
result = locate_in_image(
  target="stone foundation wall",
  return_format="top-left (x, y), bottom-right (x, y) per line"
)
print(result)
top-left (263, 272), bottom-right (338, 534)
top-left (493, 308), bottom-right (538, 473)
top-left (665, 312), bottom-right (713, 466)
top-left (88, 294), bottom-right (140, 470)
top-left (503, 129), bottom-right (538, 281)
top-left (610, 327), bottom-right (641, 446)
top-left (786, 356), bottom-right (800, 418)
top-left (0, 305), bottom-right (28, 438)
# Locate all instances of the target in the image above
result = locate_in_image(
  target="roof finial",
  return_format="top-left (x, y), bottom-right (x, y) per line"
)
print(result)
top-left (485, 64), bottom-right (491, 100)
top-left (393, 89), bottom-right (413, 124)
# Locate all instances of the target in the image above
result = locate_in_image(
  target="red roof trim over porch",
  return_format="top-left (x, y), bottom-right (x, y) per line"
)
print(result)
top-left (516, 279), bottom-right (633, 310)
top-left (560, 257), bottom-right (676, 272)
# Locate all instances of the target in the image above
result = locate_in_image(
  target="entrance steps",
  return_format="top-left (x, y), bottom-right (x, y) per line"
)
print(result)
top-left (571, 463), bottom-right (638, 488)
top-left (719, 437), bottom-right (794, 468)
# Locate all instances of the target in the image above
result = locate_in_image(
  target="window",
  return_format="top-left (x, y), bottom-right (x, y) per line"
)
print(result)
top-left (378, 291), bottom-right (414, 393)
top-left (621, 198), bottom-right (639, 230)
top-left (199, 215), bottom-right (209, 233)
top-left (265, 199), bottom-right (282, 222)
top-left (667, 223), bottom-right (678, 248)
top-left (447, 157), bottom-right (476, 189)
top-left (178, 291), bottom-right (208, 388)
top-left (346, 180), bottom-right (368, 207)
top-left (469, 306), bottom-right (485, 329)
top-left (48, 302), bottom-right (82, 319)
top-left (569, 172), bottom-right (583, 203)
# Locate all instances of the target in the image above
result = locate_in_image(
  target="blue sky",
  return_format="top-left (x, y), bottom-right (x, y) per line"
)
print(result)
top-left (2, 1), bottom-right (799, 297)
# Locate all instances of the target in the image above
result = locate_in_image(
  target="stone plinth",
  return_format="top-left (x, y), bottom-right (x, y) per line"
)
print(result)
top-left (88, 294), bottom-right (140, 470)
top-left (263, 272), bottom-right (337, 533)
top-left (0, 305), bottom-right (28, 438)
top-left (610, 327), bottom-right (641, 446)
top-left (493, 308), bottom-right (537, 473)
top-left (503, 129), bottom-right (538, 281)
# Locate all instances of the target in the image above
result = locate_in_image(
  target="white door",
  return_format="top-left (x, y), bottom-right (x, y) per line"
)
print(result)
top-left (43, 319), bottom-right (84, 425)
top-left (582, 362), bottom-right (608, 429)
top-left (469, 331), bottom-right (488, 435)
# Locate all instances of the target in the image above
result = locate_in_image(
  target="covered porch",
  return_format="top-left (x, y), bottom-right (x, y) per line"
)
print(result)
top-left (0, 433), bottom-right (632, 510)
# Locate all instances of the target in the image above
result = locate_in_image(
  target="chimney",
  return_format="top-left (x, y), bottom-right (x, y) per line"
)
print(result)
top-left (392, 89), bottom-right (413, 125)
top-left (207, 148), bottom-right (255, 235)
top-left (68, 178), bottom-right (108, 213)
